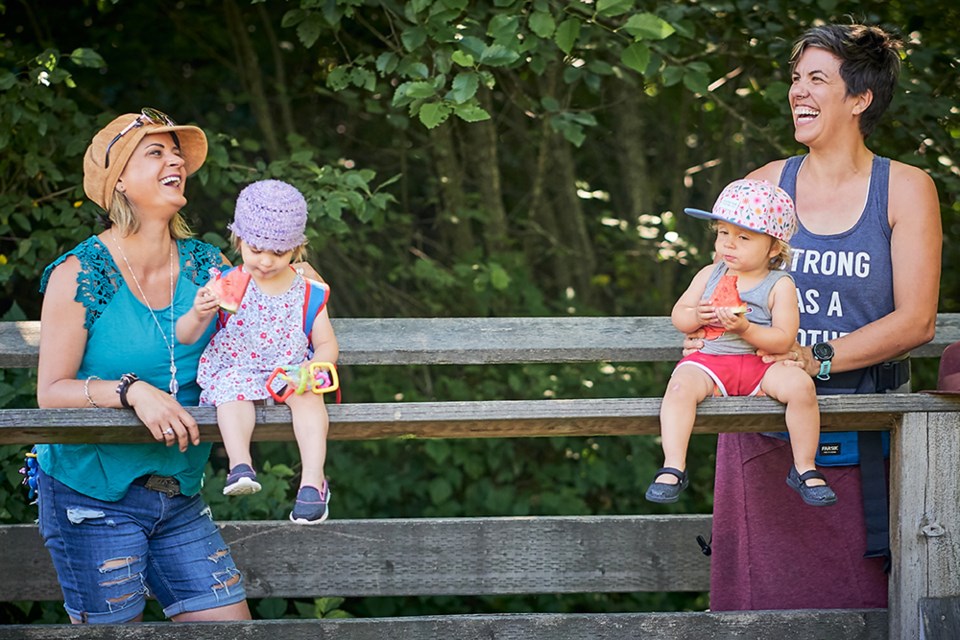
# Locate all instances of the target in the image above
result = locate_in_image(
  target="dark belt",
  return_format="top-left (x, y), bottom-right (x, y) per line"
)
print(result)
top-left (132, 474), bottom-right (181, 497)
top-left (815, 358), bottom-right (910, 393)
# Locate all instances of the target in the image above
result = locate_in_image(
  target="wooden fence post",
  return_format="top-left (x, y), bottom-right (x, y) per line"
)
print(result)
top-left (890, 410), bottom-right (960, 639)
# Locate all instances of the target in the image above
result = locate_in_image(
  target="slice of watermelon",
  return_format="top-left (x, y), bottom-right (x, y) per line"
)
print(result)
top-left (208, 267), bottom-right (251, 314)
top-left (703, 274), bottom-right (747, 340)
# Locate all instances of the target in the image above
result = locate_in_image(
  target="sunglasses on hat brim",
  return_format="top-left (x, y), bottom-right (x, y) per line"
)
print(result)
top-left (104, 107), bottom-right (177, 169)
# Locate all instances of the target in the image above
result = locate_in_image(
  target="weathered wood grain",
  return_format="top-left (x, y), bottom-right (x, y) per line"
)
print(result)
top-left (0, 515), bottom-right (713, 602)
top-left (3, 394), bottom-right (960, 445)
top-left (920, 597), bottom-right (960, 640)
top-left (3, 315), bottom-right (959, 639)
top-left (890, 412), bottom-right (928, 640)
top-left (3, 314), bottom-right (960, 367)
top-left (890, 411), bottom-right (960, 640)
top-left (0, 609), bottom-right (889, 640)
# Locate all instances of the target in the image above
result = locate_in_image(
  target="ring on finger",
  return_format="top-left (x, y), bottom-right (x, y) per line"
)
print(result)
top-left (164, 427), bottom-right (174, 436)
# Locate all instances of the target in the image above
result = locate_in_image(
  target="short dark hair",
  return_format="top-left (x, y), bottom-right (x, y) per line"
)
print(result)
top-left (790, 24), bottom-right (903, 139)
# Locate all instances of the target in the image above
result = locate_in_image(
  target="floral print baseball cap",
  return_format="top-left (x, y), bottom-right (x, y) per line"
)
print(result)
top-left (684, 179), bottom-right (797, 242)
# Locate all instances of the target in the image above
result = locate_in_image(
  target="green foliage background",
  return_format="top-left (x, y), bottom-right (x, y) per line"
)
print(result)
top-left (0, 0), bottom-right (957, 623)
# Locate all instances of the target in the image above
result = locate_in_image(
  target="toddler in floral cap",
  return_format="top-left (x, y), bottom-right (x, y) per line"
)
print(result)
top-left (645, 179), bottom-right (836, 508)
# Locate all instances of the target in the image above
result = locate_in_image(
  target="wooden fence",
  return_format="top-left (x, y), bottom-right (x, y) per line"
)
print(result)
top-left (1, 316), bottom-right (959, 639)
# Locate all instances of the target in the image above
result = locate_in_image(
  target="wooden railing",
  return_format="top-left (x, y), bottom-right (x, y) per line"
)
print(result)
top-left (2, 316), bottom-right (959, 639)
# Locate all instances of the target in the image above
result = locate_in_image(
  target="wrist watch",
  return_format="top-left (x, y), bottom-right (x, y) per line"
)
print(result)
top-left (812, 342), bottom-right (834, 381)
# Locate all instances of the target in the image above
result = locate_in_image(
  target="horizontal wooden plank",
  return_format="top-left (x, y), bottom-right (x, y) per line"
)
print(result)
top-left (0, 515), bottom-right (713, 601)
top-left (0, 610), bottom-right (889, 640)
top-left (3, 314), bottom-right (960, 368)
top-left (1, 317), bottom-right (679, 368)
top-left (2, 394), bottom-right (959, 445)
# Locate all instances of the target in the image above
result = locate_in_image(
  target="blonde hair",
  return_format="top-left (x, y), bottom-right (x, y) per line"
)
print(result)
top-left (769, 238), bottom-right (792, 271)
top-left (229, 231), bottom-right (307, 263)
top-left (109, 190), bottom-right (193, 239)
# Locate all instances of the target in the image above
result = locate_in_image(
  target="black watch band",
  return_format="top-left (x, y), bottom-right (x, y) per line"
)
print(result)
top-left (117, 373), bottom-right (140, 409)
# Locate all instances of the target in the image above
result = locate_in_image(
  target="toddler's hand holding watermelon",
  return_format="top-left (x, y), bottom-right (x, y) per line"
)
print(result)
top-left (207, 267), bottom-right (251, 314)
top-left (191, 285), bottom-right (222, 321)
top-left (701, 274), bottom-right (748, 340)
top-left (714, 306), bottom-right (750, 334)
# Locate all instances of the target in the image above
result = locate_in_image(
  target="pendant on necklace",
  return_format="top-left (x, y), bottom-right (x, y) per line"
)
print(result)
top-left (169, 362), bottom-right (179, 397)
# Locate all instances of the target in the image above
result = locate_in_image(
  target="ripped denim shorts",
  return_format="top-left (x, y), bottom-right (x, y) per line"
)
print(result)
top-left (36, 467), bottom-right (247, 623)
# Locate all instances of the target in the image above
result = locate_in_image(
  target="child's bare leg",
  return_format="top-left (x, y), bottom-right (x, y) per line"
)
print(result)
top-left (656, 365), bottom-right (716, 484)
top-left (284, 392), bottom-right (329, 489)
top-left (760, 362), bottom-right (823, 485)
top-left (217, 400), bottom-right (257, 468)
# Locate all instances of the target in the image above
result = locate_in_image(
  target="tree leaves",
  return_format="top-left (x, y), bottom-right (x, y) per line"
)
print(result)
top-left (418, 101), bottom-right (452, 128)
top-left (451, 51), bottom-right (475, 67)
top-left (401, 26), bottom-right (428, 52)
top-left (67, 48), bottom-right (105, 69)
top-left (298, 13), bottom-right (325, 49)
top-left (621, 42), bottom-right (651, 75)
top-left (478, 44), bottom-right (519, 67)
top-left (454, 102), bottom-right (490, 123)
top-left (622, 13), bottom-right (676, 41)
top-left (528, 11), bottom-right (556, 38)
top-left (596, 0), bottom-right (633, 18)
top-left (554, 18), bottom-right (580, 55)
top-left (448, 72), bottom-right (479, 103)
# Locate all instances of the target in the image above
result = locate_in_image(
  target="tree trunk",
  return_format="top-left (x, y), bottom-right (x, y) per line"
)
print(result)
top-left (429, 121), bottom-right (475, 260)
top-left (660, 88), bottom-right (695, 312)
top-left (466, 88), bottom-right (509, 255)
top-left (525, 65), bottom-right (573, 297)
top-left (256, 2), bottom-right (295, 139)
top-left (548, 134), bottom-right (596, 307)
top-left (612, 80), bottom-right (654, 218)
top-left (224, 0), bottom-right (282, 159)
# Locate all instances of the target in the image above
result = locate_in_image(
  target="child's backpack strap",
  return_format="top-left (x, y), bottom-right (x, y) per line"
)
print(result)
top-left (301, 278), bottom-right (330, 336)
top-left (301, 277), bottom-right (338, 402)
top-left (215, 309), bottom-right (230, 332)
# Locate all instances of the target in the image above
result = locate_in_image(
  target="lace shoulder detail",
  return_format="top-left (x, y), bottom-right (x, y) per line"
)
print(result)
top-left (40, 236), bottom-right (121, 330)
top-left (180, 238), bottom-right (226, 286)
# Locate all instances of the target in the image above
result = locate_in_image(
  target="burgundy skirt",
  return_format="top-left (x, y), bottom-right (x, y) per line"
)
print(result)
top-left (709, 432), bottom-right (888, 610)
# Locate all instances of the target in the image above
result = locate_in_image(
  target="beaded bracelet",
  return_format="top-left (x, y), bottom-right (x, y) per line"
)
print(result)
top-left (84, 376), bottom-right (101, 408)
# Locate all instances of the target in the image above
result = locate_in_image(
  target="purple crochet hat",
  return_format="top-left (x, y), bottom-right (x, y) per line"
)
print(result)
top-left (229, 179), bottom-right (308, 252)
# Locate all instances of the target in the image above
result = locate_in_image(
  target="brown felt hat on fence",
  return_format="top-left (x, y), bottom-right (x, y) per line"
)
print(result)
top-left (923, 341), bottom-right (960, 395)
top-left (83, 110), bottom-right (208, 211)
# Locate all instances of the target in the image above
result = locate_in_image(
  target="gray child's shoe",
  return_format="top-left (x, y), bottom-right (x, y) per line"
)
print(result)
top-left (223, 463), bottom-right (262, 496)
top-left (290, 481), bottom-right (331, 524)
top-left (786, 466), bottom-right (837, 507)
top-left (645, 467), bottom-right (689, 504)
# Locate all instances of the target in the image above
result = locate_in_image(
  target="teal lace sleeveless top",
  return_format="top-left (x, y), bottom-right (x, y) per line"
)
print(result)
top-left (36, 236), bottom-right (223, 500)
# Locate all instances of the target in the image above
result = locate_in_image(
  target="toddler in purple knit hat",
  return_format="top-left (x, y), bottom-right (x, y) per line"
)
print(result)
top-left (176, 179), bottom-right (339, 524)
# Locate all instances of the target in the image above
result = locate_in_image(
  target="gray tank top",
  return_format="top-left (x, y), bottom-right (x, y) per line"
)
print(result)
top-left (701, 262), bottom-right (794, 356)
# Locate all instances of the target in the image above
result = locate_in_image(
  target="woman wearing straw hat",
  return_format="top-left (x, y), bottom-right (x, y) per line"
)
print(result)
top-left (34, 109), bottom-right (251, 623)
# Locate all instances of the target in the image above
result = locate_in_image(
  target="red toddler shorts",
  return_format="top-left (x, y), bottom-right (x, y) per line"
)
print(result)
top-left (675, 351), bottom-right (773, 397)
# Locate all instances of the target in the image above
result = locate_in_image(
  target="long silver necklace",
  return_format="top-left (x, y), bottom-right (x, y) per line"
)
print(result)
top-left (113, 230), bottom-right (179, 398)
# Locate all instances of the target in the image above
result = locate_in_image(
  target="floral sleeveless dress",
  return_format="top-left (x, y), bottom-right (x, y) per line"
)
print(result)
top-left (197, 274), bottom-right (310, 406)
